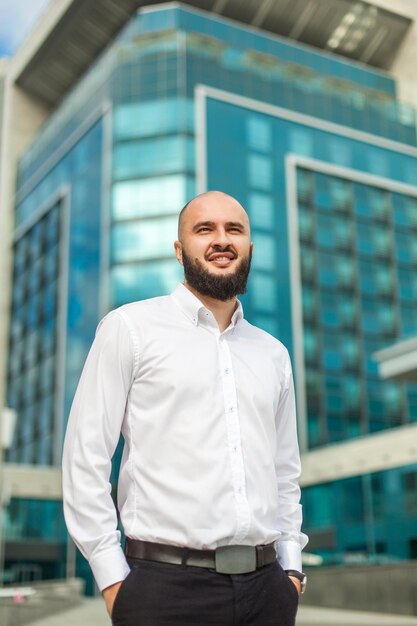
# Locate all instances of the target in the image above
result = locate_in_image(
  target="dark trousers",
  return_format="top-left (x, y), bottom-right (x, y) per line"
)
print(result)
top-left (111, 557), bottom-right (299, 626)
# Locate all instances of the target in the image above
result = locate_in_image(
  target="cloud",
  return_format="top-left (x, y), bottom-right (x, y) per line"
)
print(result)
top-left (0, 0), bottom-right (51, 56)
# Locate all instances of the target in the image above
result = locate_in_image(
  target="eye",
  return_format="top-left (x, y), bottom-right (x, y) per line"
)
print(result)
top-left (197, 227), bottom-right (211, 233)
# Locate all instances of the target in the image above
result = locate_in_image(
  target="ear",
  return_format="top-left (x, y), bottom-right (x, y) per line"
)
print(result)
top-left (174, 240), bottom-right (183, 266)
top-left (250, 241), bottom-right (254, 254)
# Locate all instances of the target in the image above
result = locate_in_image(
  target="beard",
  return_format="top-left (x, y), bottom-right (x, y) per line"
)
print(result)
top-left (181, 247), bottom-right (252, 301)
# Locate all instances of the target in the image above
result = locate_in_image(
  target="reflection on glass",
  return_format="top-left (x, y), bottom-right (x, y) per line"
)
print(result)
top-left (112, 216), bottom-right (178, 263)
top-left (112, 175), bottom-right (188, 220)
top-left (252, 314), bottom-right (278, 338)
top-left (249, 193), bottom-right (274, 229)
top-left (113, 136), bottom-right (193, 180)
top-left (246, 115), bottom-right (272, 152)
top-left (251, 233), bottom-right (274, 270)
top-left (251, 273), bottom-right (277, 313)
top-left (111, 259), bottom-right (183, 306)
top-left (113, 98), bottom-right (194, 140)
top-left (247, 154), bottom-right (272, 191)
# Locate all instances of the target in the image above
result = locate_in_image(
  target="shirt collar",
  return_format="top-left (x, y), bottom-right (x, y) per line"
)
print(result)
top-left (171, 283), bottom-right (244, 328)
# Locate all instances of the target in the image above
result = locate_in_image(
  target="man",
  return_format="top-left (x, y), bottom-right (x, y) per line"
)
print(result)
top-left (62, 190), bottom-right (308, 625)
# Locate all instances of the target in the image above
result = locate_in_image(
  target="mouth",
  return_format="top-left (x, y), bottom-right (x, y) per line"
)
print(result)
top-left (207, 252), bottom-right (236, 268)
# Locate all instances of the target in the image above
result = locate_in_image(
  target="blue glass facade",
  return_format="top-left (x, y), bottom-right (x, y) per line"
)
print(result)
top-left (5, 3), bottom-right (417, 585)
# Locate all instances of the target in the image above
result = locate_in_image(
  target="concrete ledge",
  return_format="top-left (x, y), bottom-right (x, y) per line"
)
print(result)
top-left (304, 561), bottom-right (417, 616)
top-left (298, 605), bottom-right (417, 625)
top-left (373, 336), bottom-right (417, 381)
top-left (300, 422), bottom-right (417, 486)
top-left (3, 464), bottom-right (62, 499)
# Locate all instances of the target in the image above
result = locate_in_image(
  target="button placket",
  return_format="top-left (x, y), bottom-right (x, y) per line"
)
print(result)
top-left (218, 334), bottom-right (250, 543)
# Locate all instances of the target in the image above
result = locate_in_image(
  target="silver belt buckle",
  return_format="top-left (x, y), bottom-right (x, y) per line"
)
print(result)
top-left (215, 545), bottom-right (257, 574)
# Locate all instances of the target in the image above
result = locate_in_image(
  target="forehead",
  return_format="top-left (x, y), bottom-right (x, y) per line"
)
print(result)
top-left (183, 195), bottom-right (249, 228)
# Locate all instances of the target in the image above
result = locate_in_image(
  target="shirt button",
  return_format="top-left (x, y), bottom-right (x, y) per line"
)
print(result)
top-left (225, 368), bottom-right (229, 374)
top-left (229, 406), bottom-right (234, 412)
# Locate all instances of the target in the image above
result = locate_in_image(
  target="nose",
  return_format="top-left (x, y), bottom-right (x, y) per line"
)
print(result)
top-left (211, 227), bottom-right (231, 249)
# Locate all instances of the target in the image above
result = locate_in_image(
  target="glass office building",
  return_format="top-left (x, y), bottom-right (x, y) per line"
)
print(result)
top-left (5, 3), bottom-right (417, 586)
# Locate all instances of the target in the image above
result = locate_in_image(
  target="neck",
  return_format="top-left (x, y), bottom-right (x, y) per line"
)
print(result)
top-left (184, 281), bottom-right (238, 332)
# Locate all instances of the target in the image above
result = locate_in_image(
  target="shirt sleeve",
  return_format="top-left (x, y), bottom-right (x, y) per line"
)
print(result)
top-left (274, 350), bottom-right (308, 571)
top-left (62, 310), bottom-right (136, 591)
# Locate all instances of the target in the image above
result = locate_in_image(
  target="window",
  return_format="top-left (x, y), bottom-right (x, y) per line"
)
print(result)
top-left (247, 154), bottom-right (272, 191)
top-left (8, 202), bottom-right (61, 465)
top-left (298, 204), bottom-right (314, 240)
top-left (252, 314), bottom-right (279, 338)
top-left (300, 247), bottom-right (316, 281)
top-left (111, 259), bottom-right (183, 306)
top-left (251, 233), bottom-right (275, 270)
top-left (342, 477), bottom-right (364, 523)
top-left (246, 116), bottom-right (272, 152)
top-left (342, 338), bottom-right (360, 370)
top-left (395, 231), bottom-right (413, 264)
top-left (302, 484), bottom-right (333, 529)
top-left (251, 273), bottom-right (277, 313)
top-left (296, 170), bottom-right (313, 203)
top-left (113, 98), bottom-right (194, 139)
top-left (113, 136), bottom-right (194, 180)
top-left (249, 193), bottom-right (274, 229)
top-left (304, 327), bottom-right (318, 361)
top-left (289, 128), bottom-right (313, 157)
top-left (404, 471), bottom-right (417, 517)
top-left (302, 286), bottom-right (317, 320)
top-left (112, 216), bottom-right (178, 263)
top-left (112, 175), bottom-right (190, 220)
top-left (329, 178), bottom-right (351, 210)
top-left (368, 188), bottom-right (390, 219)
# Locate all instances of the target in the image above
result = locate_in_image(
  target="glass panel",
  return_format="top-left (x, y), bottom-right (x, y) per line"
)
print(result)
top-left (113, 98), bottom-right (194, 139)
top-left (251, 233), bottom-right (275, 270)
top-left (252, 314), bottom-right (279, 337)
top-left (112, 175), bottom-right (188, 220)
top-left (111, 260), bottom-right (183, 306)
top-left (113, 136), bottom-right (193, 180)
top-left (246, 115), bottom-right (272, 152)
top-left (112, 217), bottom-right (178, 263)
top-left (298, 205), bottom-right (314, 240)
top-left (247, 155), bottom-right (272, 191)
top-left (289, 128), bottom-right (313, 156)
top-left (251, 273), bottom-right (277, 313)
top-left (248, 193), bottom-right (274, 229)
top-left (296, 169), bottom-right (313, 202)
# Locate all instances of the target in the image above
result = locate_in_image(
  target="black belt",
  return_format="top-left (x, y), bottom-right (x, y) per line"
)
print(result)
top-left (125, 538), bottom-right (277, 575)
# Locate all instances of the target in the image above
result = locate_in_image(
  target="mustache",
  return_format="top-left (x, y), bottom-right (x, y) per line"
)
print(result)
top-left (205, 246), bottom-right (238, 261)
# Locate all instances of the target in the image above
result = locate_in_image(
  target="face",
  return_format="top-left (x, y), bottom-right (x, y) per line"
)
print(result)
top-left (174, 192), bottom-right (254, 301)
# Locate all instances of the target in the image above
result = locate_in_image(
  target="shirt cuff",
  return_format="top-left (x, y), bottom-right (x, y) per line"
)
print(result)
top-left (89, 546), bottom-right (131, 591)
top-left (275, 540), bottom-right (303, 572)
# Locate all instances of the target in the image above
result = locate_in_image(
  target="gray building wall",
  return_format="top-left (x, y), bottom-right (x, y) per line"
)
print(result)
top-left (305, 561), bottom-right (417, 616)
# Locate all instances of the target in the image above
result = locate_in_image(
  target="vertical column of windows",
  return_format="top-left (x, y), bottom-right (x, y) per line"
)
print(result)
top-left (297, 168), bottom-right (326, 447)
top-left (298, 168), bottom-right (417, 446)
top-left (298, 169), bottom-right (365, 444)
top-left (356, 185), bottom-right (408, 431)
top-left (7, 204), bottom-right (61, 465)
top-left (245, 115), bottom-right (278, 337)
top-left (110, 60), bottom-right (194, 306)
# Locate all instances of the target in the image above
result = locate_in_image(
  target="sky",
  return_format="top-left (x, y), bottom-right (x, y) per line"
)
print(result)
top-left (0, 0), bottom-right (51, 57)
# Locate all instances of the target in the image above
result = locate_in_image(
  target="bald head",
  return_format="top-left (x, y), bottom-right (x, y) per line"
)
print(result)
top-left (177, 191), bottom-right (250, 241)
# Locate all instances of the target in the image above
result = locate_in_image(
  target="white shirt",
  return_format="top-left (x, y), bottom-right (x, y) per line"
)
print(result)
top-left (62, 283), bottom-right (308, 591)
